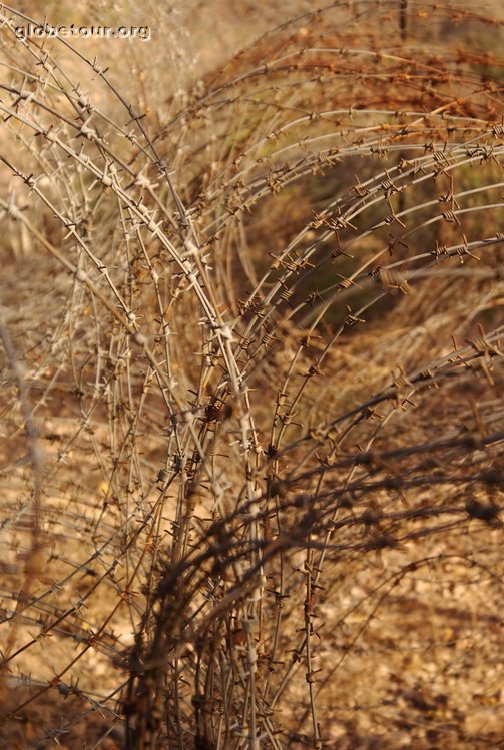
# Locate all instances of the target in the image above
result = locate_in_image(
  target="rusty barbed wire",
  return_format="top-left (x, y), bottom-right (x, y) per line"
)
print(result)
top-left (0, 1), bottom-right (504, 749)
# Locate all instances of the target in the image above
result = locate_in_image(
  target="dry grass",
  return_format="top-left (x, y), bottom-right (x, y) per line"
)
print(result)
top-left (0, 1), bottom-right (504, 749)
